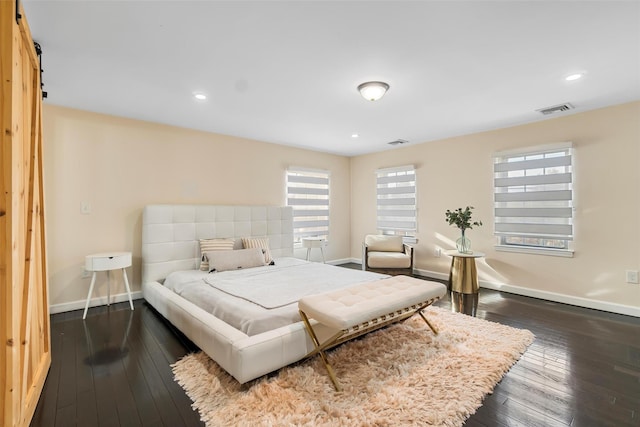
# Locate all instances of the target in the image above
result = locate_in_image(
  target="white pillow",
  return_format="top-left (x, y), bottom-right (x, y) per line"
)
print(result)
top-left (241, 237), bottom-right (273, 264)
top-left (199, 238), bottom-right (235, 271)
top-left (204, 248), bottom-right (266, 272)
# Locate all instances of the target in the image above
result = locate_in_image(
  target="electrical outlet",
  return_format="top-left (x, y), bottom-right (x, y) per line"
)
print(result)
top-left (626, 270), bottom-right (639, 284)
top-left (434, 248), bottom-right (441, 258)
top-left (81, 201), bottom-right (91, 214)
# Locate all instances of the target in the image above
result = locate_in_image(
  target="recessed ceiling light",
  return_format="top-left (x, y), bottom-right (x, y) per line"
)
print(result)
top-left (193, 92), bottom-right (207, 100)
top-left (565, 73), bottom-right (583, 81)
top-left (351, 133), bottom-right (359, 138)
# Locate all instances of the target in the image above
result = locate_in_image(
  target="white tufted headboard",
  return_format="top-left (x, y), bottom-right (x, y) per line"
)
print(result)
top-left (141, 205), bottom-right (294, 283)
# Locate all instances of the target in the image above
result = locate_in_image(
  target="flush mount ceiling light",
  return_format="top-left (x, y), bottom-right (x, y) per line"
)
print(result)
top-left (193, 92), bottom-right (207, 100)
top-left (357, 81), bottom-right (390, 101)
top-left (565, 73), bottom-right (584, 81)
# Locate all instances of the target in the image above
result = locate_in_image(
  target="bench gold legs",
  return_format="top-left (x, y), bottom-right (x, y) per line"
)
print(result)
top-left (299, 310), bottom-right (344, 391)
top-left (299, 304), bottom-right (439, 392)
top-left (418, 309), bottom-right (439, 335)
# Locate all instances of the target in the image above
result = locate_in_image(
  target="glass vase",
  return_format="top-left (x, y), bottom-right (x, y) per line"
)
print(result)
top-left (456, 233), bottom-right (472, 254)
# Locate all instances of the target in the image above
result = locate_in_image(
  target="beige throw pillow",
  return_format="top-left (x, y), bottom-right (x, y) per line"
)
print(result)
top-left (199, 238), bottom-right (235, 271)
top-left (204, 248), bottom-right (266, 272)
top-left (241, 237), bottom-right (273, 264)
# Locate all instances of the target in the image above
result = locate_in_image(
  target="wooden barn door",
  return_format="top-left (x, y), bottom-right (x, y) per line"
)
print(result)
top-left (1, 2), bottom-right (51, 427)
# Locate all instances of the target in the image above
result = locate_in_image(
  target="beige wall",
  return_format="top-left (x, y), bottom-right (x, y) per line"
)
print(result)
top-left (43, 101), bottom-right (640, 315)
top-left (43, 105), bottom-right (351, 309)
top-left (350, 101), bottom-right (640, 314)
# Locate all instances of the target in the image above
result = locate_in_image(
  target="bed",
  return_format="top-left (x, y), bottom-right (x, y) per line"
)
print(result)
top-left (141, 204), bottom-right (388, 384)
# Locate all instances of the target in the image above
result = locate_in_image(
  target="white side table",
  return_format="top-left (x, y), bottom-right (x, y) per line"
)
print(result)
top-left (83, 252), bottom-right (134, 319)
top-left (302, 237), bottom-right (327, 263)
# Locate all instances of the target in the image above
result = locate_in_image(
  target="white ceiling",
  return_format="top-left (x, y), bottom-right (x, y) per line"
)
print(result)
top-left (22, 1), bottom-right (640, 157)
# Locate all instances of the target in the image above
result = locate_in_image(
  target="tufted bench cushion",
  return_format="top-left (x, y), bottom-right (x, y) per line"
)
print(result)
top-left (298, 275), bottom-right (446, 330)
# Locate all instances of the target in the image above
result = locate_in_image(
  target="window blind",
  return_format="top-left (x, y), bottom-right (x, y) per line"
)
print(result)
top-left (286, 168), bottom-right (330, 241)
top-left (493, 143), bottom-right (573, 251)
top-left (376, 165), bottom-right (416, 236)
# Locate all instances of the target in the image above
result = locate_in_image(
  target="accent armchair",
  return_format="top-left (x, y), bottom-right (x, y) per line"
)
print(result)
top-left (362, 234), bottom-right (414, 275)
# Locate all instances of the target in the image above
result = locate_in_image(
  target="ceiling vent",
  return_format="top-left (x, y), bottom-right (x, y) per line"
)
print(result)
top-left (388, 139), bottom-right (409, 146)
top-left (536, 103), bottom-right (574, 115)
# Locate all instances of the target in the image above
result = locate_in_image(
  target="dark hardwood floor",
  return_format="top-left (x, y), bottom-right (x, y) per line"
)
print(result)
top-left (32, 266), bottom-right (640, 427)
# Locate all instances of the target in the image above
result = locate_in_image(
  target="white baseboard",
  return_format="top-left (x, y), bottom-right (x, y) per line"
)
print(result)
top-left (414, 267), bottom-right (640, 318)
top-left (331, 260), bottom-right (640, 317)
top-left (326, 257), bottom-right (354, 266)
top-left (51, 263), bottom-right (640, 318)
top-left (50, 291), bottom-right (143, 315)
top-left (478, 280), bottom-right (640, 318)
top-left (414, 268), bottom-right (449, 282)
top-left (50, 259), bottom-right (352, 314)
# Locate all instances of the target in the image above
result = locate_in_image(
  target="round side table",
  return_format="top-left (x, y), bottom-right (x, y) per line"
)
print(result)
top-left (443, 250), bottom-right (485, 294)
top-left (83, 251), bottom-right (134, 319)
top-left (444, 250), bottom-right (484, 317)
top-left (302, 237), bottom-right (327, 263)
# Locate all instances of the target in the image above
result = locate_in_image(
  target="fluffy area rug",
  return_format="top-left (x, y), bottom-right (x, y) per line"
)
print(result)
top-left (172, 307), bottom-right (534, 427)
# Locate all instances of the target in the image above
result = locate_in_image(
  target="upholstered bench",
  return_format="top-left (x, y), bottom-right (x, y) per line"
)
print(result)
top-left (298, 275), bottom-right (447, 391)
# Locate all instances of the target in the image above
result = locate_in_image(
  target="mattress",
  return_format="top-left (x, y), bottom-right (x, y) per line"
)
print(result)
top-left (163, 257), bottom-right (388, 336)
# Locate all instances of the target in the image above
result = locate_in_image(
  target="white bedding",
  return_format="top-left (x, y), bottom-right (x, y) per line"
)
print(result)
top-left (163, 257), bottom-right (387, 336)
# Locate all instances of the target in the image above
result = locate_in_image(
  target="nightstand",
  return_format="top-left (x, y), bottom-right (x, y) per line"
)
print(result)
top-left (302, 237), bottom-right (327, 263)
top-left (83, 252), bottom-right (134, 319)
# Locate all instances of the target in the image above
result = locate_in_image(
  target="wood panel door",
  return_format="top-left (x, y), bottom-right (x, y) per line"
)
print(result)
top-left (1, 2), bottom-right (51, 426)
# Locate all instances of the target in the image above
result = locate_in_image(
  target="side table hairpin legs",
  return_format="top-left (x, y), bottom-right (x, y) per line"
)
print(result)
top-left (83, 252), bottom-right (133, 319)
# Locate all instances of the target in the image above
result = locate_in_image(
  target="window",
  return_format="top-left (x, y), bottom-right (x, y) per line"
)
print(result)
top-left (493, 142), bottom-right (574, 256)
top-left (376, 165), bottom-right (416, 238)
top-left (286, 168), bottom-right (329, 243)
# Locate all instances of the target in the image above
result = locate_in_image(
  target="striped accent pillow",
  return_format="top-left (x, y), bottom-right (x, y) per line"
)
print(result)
top-left (241, 237), bottom-right (273, 264)
top-left (199, 238), bottom-right (235, 271)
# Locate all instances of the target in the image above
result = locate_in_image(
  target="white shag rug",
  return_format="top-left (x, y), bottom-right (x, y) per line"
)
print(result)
top-left (172, 306), bottom-right (534, 427)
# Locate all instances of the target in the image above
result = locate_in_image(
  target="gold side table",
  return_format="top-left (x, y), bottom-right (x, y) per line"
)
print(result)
top-left (444, 250), bottom-right (485, 294)
top-left (444, 250), bottom-right (484, 316)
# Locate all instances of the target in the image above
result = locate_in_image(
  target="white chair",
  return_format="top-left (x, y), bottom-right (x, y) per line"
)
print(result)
top-left (362, 235), bottom-right (414, 275)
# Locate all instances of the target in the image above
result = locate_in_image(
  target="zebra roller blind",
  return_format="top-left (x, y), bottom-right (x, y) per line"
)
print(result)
top-left (493, 142), bottom-right (574, 252)
top-left (376, 165), bottom-right (416, 236)
top-left (286, 168), bottom-right (330, 241)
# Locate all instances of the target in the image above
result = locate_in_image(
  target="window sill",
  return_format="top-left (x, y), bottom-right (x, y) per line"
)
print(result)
top-left (495, 245), bottom-right (574, 258)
